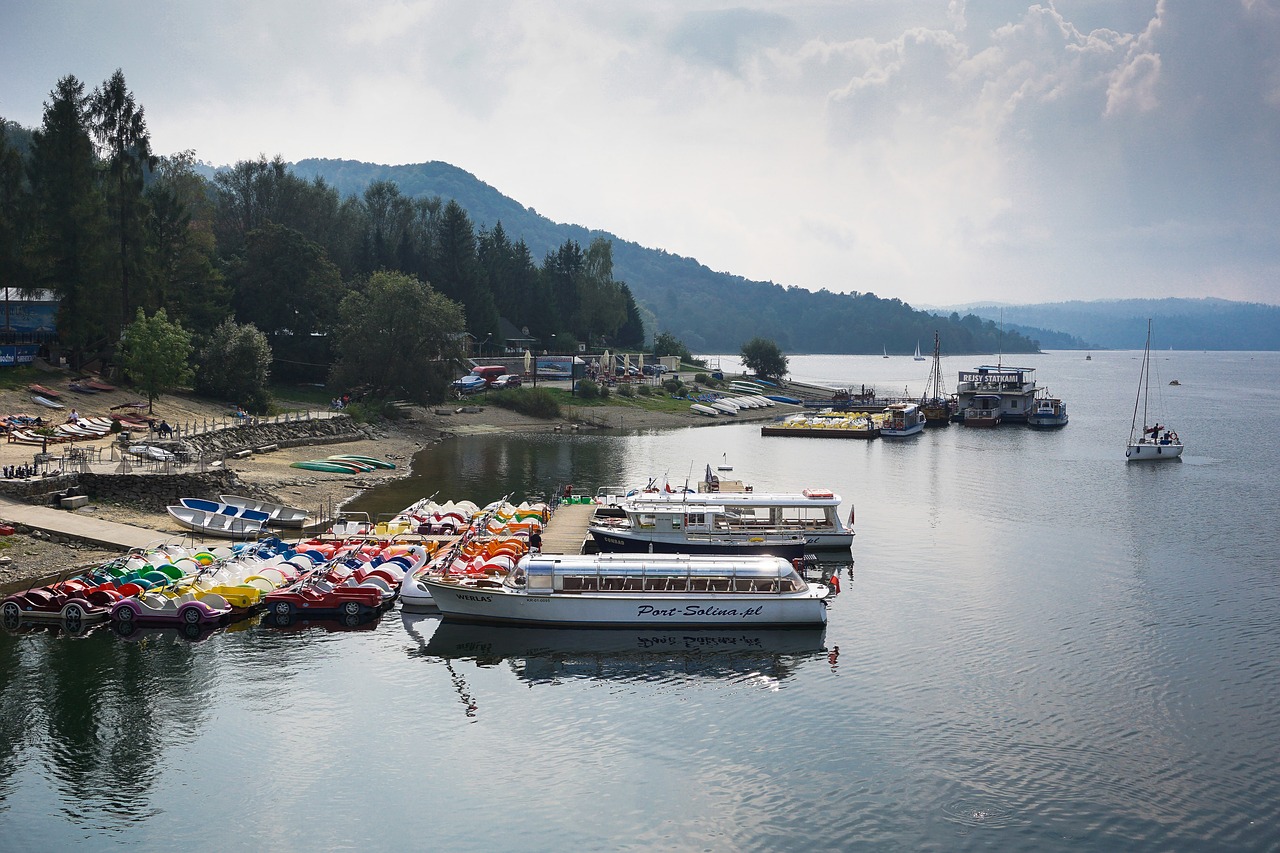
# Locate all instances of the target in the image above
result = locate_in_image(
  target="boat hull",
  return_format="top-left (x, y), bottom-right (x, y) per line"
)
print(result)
top-left (422, 581), bottom-right (828, 627)
top-left (1126, 442), bottom-right (1184, 461)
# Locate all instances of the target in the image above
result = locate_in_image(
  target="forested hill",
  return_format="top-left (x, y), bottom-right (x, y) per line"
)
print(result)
top-left (290, 158), bottom-right (1036, 355)
top-left (942, 299), bottom-right (1280, 350)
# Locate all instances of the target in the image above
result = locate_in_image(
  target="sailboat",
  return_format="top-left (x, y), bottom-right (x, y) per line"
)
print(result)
top-left (918, 331), bottom-right (953, 425)
top-left (882, 346), bottom-right (889, 359)
top-left (913, 341), bottom-right (925, 361)
top-left (1126, 319), bottom-right (1183, 461)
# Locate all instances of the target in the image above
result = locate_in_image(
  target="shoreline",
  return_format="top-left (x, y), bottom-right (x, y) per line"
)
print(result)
top-left (0, 394), bottom-right (782, 587)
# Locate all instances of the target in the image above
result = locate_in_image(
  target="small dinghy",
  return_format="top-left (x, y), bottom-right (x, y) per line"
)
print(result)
top-left (31, 395), bottom-right (65, 409)
top-left (219, 495), bottom-right (309, 528)
top-left (167, 505), bottom-right (266, 540)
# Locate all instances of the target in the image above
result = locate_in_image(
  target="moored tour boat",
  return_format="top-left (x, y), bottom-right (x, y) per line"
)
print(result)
top-left (422, 553), bottom-right (830, 627)
top-left (880, 403), bottom-right (926, 437)
top-left (588, 487), bottom-right (853, 557)
top-left (1027, 395), bottom-right (1069, 429)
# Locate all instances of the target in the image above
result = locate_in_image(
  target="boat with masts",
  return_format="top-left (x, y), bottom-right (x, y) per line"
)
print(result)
top-left (1126, 319), bottom-right (1183, 461)
top-left (918, 332), bottom-right (953, 424)
top-left (421, 553), bottom-right (830, 627)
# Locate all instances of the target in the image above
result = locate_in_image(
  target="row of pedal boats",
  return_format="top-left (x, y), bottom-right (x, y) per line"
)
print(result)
top-left (1, 537), bottom-right (425, 633)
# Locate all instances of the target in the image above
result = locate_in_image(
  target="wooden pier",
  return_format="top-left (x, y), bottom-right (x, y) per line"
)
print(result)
top-left (540, 502), bottom-right (595, 555)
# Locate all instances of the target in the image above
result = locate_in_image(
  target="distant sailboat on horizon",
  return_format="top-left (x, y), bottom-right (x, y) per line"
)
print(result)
top-left (913, 340), bottom-right (925, 361)
top-left (882, 346), bottom-right (889, 359)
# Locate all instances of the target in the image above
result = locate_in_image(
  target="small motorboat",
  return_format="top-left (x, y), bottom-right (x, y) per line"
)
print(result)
top-left (690, 404), bottom-right (718, 417)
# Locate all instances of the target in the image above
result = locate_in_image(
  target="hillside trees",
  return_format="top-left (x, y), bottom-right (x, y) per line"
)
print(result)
top-left (27, 75), bottom-right (111, 366)
top-left (149, 151), bottom-right (226, 331)
top-left (329, 270), bottom-right (466, 402)
top-left (90, 69), bottom-right (156, 324)
top-left (0, 124), bottom-right (30, 296)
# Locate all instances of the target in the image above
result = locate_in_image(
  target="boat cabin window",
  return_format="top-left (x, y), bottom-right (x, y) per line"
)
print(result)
top-left (526, 562), bottom-right (553, 592)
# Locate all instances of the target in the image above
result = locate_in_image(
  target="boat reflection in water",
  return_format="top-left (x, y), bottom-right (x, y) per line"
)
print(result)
top-left (421, 619), bottom-right (828, 685)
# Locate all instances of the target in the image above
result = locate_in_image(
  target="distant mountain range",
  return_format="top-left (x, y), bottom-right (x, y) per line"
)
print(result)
top-left (287, 159), bottom-right (1035, 355)
top-left (286, 159), bottom-right (1276, 352)
top-left (931, 299), bottom-right (1280, 350)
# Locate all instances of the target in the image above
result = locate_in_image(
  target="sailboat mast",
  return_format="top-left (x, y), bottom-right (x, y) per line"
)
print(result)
top-left (1130, 320), bottom-right (1151, 438)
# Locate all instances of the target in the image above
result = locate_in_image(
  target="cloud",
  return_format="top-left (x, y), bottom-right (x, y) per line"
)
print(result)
top-left (3, 1), bottom-right (1279, 306)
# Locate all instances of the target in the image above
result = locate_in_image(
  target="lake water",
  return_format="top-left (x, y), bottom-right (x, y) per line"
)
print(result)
top-left (3, 351), bottom-right (1279, 851)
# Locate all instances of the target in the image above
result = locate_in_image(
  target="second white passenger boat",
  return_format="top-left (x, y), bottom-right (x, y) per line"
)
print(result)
top-left (421, 553), bottom-right (829, 627)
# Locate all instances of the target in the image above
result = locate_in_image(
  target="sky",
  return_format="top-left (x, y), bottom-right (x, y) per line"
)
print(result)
top-left (3, 1), bottom-right (1279, 308)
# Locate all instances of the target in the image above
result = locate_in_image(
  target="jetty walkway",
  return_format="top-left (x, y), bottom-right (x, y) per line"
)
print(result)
top-left (541, 502), bottom-right (593, 555)
top-left (0, 496), bottom-right (166, 551)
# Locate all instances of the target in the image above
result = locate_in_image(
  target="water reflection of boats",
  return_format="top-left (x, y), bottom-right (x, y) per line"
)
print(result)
top-left (261, 610), bottom-right (382, 632)
top-left (112, 618), bottom-right (222, 643)
top-left (424, 622), bottom-right (828, 683)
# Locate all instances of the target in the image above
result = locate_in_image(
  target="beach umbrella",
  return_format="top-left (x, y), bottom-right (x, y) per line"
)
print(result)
top-left (523, 349), bottom-right (531, 375)
top-left (601, 350), bottom-right (610, 375)
top-left (624, 353), bottom-right (631, 374)
top-left (638, 353), bottom-right (645, 374)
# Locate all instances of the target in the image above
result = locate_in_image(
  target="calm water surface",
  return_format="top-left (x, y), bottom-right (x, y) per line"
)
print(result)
top-left (3, 351), bottom-right (1278, 851)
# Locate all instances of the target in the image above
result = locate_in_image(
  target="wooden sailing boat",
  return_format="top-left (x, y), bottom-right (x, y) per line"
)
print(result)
top-left (918, 331), bottom-right (952, 425)
top-left (1126, 320), bottom-right (1183, 461)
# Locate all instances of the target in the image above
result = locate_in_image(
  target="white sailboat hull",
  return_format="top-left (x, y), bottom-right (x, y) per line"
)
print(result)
top-left (1126, 442), bottom-right (1184, 461)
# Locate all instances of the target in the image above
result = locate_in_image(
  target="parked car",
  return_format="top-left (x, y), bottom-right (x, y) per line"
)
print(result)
top-left (451, 375), bottom-right (488, 395)
top-left (491, 374), bottom-right (522, 389)
top-left (642, 364), bottom-right (666, 376)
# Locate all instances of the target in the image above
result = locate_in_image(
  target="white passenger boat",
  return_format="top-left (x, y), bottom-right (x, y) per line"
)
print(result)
top-left (880, 403), bottom-right (926, 437)
top-left (588, 487), bottom-right (854, 557)
top-left (1027, 395), bottom-right (1069, 429)
top-left (421, 553), bottom-right (829, 627)
top-left (690, 403), bottom-right (719, 417)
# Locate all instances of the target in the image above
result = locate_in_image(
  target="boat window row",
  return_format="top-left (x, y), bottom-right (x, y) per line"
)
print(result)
top-left (552, 575), bottom-right (803, 593)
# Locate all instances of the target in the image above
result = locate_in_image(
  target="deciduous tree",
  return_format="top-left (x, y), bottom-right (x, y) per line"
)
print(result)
top-left (329, 270), bottom-right (466, 402)
top-left (195, 319), bottom-right (272, 412)
top-left (117, 308), bottom-right (195, 412)
top-left (740, 337), bottom-right (788, 382)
